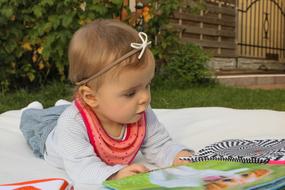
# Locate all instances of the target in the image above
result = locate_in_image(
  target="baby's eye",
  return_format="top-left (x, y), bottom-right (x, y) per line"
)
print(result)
top-left (125, 91), bottom-right (136, 97)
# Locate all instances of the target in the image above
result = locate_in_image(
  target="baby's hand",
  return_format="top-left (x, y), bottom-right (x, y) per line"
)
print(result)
top-left (172, 150), bottom-right (194, 166)
top-left (108, 164), bottom-right (149, 180)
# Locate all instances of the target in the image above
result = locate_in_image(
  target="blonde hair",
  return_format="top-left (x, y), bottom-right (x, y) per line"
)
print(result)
top-left (68, 19), bottom-right (154, 90)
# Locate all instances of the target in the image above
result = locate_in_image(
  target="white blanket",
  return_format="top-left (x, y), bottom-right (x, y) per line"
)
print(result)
top-left (1, 106), bottom-right (285, 189)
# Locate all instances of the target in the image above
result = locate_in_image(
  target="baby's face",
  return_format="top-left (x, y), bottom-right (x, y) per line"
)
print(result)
top-left (93, 60), bottom-right (155, 126)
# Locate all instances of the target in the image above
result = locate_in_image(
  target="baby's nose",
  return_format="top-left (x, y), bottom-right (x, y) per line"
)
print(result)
top-left (139, 91), bottom-right (150, 105)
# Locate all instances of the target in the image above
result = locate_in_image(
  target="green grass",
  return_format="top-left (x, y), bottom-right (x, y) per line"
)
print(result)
top-left (152, 85), bottom-right (285, 110)
top-left (0, 82), bottom-right (74, 113)
top-left (1, 82), bottom-right (285, 113)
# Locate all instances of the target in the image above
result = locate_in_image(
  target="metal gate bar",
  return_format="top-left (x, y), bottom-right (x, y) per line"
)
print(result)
top-left (237, 0), bottom-right (285, 60)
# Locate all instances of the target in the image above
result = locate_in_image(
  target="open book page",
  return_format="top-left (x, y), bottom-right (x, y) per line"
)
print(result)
top-left (104, 160), bottom-right (285, 190)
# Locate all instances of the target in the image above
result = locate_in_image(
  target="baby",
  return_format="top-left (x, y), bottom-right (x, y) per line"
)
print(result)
top-left (20, 19), bottom-right (193, 187)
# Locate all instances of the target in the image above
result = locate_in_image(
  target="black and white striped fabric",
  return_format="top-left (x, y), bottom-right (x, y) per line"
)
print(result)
top-left (181, 139), bottom-right (285, 164)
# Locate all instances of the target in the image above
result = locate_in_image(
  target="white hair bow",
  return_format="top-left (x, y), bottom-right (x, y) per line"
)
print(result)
top-left (130, 32), bottom-right (152, 59)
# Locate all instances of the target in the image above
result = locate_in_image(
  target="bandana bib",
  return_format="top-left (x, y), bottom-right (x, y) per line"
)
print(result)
top-left (75, 98), bottom-right (146, 165)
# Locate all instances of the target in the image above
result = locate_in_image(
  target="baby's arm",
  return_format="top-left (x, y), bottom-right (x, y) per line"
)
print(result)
top-left (108, 164), bottom-right (149, 180)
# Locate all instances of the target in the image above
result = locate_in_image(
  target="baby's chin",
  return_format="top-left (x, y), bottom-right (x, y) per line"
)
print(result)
top-left (124, 113), bottom-right (143, 124)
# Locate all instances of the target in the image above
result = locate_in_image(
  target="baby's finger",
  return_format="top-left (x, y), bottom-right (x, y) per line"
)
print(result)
top-left (129, 164), bottom-right (150, 173)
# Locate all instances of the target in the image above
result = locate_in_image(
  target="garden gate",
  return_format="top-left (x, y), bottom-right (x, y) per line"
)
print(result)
top-left (237, 0), bottom-right (285, 60)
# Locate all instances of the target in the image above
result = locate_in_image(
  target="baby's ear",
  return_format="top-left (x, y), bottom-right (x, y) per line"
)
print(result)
top-left (78, 85), bottom-right (99, 108)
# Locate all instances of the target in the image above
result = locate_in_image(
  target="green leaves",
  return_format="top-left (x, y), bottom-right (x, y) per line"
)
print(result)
top-left (0, 0), bottom-right (207, 92)
top-left (111, 0), bottom-right (123, 6)
top-left (0, 6), bottom-right (13, 18)
top-left (48, 15), bottom-right (61, 29)
top-left (62, 13), bottom-right (74, 28)
top-left (21, 63), bottom-right (36, 82)
top-left (5, 39), bottom-right (17, 53)
top-left (32, 5), bottom-right (43, 18)
top-left (157, 43), bottom-right (211, 87)
top-left (0, 0), bottom-right (121, 91)
top-left (40, 0), bottom-right (55, 6)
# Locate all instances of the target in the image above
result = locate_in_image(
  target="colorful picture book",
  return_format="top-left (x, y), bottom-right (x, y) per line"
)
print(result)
top-left (104, 160), bottom-right (285, 190)
top-left (104, 139), bottom-right (285, 190)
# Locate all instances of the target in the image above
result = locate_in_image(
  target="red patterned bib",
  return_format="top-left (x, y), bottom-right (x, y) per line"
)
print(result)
top-left (75, 98), bottom-right (146, 165)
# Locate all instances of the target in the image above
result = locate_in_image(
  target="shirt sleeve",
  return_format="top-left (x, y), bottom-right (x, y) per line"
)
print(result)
top-left (140, 107), bottom-right (191, 168)
top-left (47, 105), bottom-right (125, 185)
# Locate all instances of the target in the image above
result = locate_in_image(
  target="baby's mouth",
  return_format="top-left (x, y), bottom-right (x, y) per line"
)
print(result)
top-left (137, 111), bottom-right (144, 115)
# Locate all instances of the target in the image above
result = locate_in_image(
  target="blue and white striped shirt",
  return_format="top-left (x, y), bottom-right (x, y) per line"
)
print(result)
top-left (44, 102), bottom-right (187, 186)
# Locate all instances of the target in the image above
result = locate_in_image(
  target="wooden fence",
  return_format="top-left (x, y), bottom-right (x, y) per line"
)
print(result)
top-left (172, 0), bottom-right (285, 61)
top-left (172, 0), bottom-right (237, 58)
